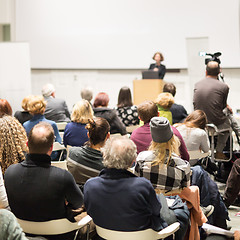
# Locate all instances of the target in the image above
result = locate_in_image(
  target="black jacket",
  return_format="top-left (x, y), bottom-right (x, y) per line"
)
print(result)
top-left (93, 107), bottom-right (127, 135)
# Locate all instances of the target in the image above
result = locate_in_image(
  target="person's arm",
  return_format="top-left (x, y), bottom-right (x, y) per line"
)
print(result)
top-left (52, 123), bottom-right (62, 143)
top-left (64, 170), bottom-right (84, 209)
top-left (0, 167), bottom-right (9, 209)
top-left (200, 131), bottom-right (210, 153)
top-left (147, 182), bottom-right (168, 231)
top-left (158, 65), bottom-right (166, 79)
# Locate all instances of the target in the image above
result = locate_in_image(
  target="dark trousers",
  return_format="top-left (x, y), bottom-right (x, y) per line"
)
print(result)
top-left (224, 158), bottom-right (240, 205)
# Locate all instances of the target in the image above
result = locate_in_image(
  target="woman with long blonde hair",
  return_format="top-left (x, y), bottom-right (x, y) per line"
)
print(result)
top-left (0, 115), bottom-right (28, 174)
top-left (135, 117), bottom-right (190, 191)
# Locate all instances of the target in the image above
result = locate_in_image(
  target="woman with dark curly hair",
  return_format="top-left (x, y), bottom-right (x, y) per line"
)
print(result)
top-left (0, 115), bottom-right (28, 174)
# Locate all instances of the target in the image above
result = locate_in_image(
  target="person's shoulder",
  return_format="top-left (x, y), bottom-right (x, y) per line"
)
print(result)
top-left (137, 150), bottom-right (154, 162)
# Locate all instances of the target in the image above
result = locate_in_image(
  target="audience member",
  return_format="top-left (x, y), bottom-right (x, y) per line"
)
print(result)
top-left (80, 87), bottom-right (93, 105)
top-left (0, 166), bottom-right (8, 209)
top-left (0, 115), bottom-right (28, 175)
top-left (42, 83), bottom-right (70, 122)
top-left (175, 110), bottom-right (210, 165)
top-left (0, 99), bottom-right (12, 117)
top-left (116, 86), bottom-right (139, 126)
top-left (155, 92), bottom-right (174, 125)
top-left (93, 92), bottom-right (127, 135)
top-left (14, 95), bottom-right (33, 125)
top-left (84, 137), bottom-right (168, 232)
top-left (223, 158), bottom-right (240, 208)
top-left (135, 117), bottom-right (191, 191)
top-left (149, 52), bottom-right (166, 79)
top-left (163, 83), bottom-right (188, 124)
top-left (67, 117), bottom-right (110, 186)
top-left (23, 95), bottom-right (61, 143)
top-left (63, 100), bottom-right (93, 147)
top-left (0, 209), bottom-right (28, 240)
top-left (193, 61), bottom-right (230, 159)
top-left (131, 101), bottom-right (189, 161)
top-left (5, 122), bottom-right (84, 240)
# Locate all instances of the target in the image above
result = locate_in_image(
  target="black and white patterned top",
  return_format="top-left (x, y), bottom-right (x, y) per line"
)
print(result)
top-left (135, 151), bottom-right (191, 192)
top-left (116, 106), bottom-right (139, 127)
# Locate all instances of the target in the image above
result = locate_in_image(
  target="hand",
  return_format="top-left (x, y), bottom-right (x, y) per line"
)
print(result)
top-left (226, 104), bottom-right (233, 114)
top-left (234, 230), bottom-right (240, 240)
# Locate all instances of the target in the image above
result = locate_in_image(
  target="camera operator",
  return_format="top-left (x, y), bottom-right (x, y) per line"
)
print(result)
top-left (193, 61), bottom-right (230, 160)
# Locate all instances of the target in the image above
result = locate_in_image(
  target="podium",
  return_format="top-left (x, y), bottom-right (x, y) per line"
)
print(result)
top-left (133, 79), bottom-right (165, 105)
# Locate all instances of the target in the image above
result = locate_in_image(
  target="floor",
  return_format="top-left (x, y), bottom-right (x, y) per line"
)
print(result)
top-left (216, 181), bottom-right (240, 232)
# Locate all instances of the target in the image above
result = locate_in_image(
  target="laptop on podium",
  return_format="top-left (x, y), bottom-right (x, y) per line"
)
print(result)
top-left (142, 70), bottom-right (159, 79)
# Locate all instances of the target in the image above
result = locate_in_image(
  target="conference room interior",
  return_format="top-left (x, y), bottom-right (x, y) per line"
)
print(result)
top-left (0, 0), bottom-right (240, 238)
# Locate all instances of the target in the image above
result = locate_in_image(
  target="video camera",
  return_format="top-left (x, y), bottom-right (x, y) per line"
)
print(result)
top-left (199, 52), bottom-right (222, 65)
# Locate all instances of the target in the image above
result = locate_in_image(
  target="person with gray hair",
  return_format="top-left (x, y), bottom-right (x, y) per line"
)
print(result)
top-left (84, 137), bottom-right (167, 233)
top-left (42, 83), bottom-right (70, 122)
top-left (80, 87), bottom-right (93, 103)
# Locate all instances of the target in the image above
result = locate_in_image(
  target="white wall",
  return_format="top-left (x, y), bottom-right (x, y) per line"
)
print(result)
top-left (31, 68), bottom-right (240, 115)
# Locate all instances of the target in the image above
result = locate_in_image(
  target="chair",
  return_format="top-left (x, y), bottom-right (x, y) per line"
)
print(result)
top-left (188, 150), bottom-right (210, 166)
top-left (126, 125), bottom-right (139, 134)
top-left (56, 122), bottom-right (67, 131)
top-left (207, 123), bottom-right (232, 162)
top-left (17, 215), bottom-right (92, 240)
top-left (52, 142), bottom-right (66, 161)
top-left (95, 222), bottom-right (180, 240)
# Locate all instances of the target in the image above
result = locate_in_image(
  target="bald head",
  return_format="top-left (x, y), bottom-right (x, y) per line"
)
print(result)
top-left (28, 122), bottom-right (55, 154)
top-left (206, 61), bottom-right (220, 77)
top-left (102, 137), bottom-right (137, 169)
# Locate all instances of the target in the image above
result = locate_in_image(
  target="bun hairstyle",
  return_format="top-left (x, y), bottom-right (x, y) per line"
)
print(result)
top-left (86, 117), bottom-right (110, 146)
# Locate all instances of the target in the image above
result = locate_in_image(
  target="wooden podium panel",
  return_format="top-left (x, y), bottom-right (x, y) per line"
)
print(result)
top-left (133, 79), bottom-right (165, 105)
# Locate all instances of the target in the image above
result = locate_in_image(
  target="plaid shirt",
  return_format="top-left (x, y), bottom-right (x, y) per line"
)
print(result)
top-left (135, 151), bottom-right (191, 192)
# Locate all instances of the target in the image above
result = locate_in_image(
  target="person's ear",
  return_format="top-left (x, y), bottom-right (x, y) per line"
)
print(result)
top-left (26, 141), bottom-right (29, 147)
top-left (87, 132), bottom-right (90, 138)
top-left (106, 132), bottom-right (110, 140)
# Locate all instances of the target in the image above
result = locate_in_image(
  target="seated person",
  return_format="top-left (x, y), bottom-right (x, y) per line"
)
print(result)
top-left (93, 92), bottom-right (127, 135)
top-left (175, 110), bottom-right (210, 165)
top-left (5, 122), bottom-right (84, 240)
top-left (116, 86), bottom-right (139, 126)
top-left (42, 83), bottom-right (71, 123)
top-left (135, 117), bottom-right (191, 191)
top-left (0, 115), bottom-right (28, 175)
top-left (80, 87), bottom-right (93, 106)
top-left (14, 95), bottom-right (33, 125)
top-left (131, 101), bottom-right (189, 161)
top-left (163, 83), bottom-right (188, 124)
top-left (223, 158), bottom-right (240, 208)
top-left (155, 92), bottom-right (174, 125)
top-left (84, 137), bottom-right (168, 232)
top-left (0, 209), bottom-right (28, 240)
top-left (67, 117), bottom-right (110, 186)
top-left (63, 100), bottom-right (93, 147)
top-left (23, 95), bottom-right (61, 143)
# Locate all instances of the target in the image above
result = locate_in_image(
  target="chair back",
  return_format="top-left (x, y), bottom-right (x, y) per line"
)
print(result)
top-left (51, 160), bottom-right (67, 170)
top-left (95, 222), bottom-right (180, 240)
top-left (56, 122), bottom-right (67, 131)
top-left (17, 215), bottom-right (92, 240)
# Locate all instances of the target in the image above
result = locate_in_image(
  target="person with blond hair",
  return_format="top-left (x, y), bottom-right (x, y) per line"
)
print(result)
top-left (23, 95), bottom-right (61, 143)
top-left (135, 117), bottom-right (191, 191)
top-left (155, 92), bottom-right (174, 125)
top-left (14, 95), bottom-right (33, 125)
top-left (63, 100), bottom-right (93, 147)
top-left (0, 115), bottom-right (28, 175)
